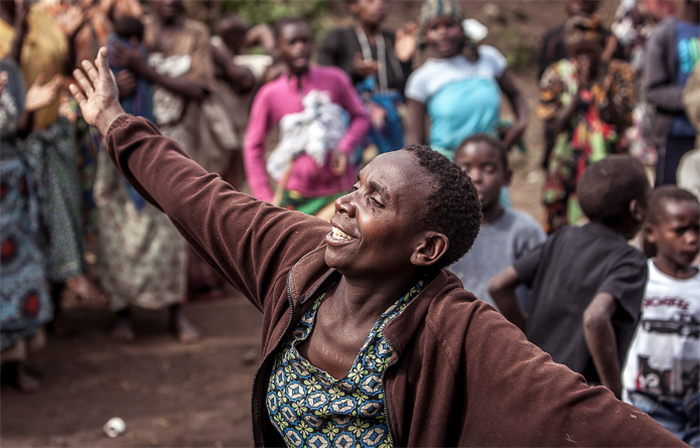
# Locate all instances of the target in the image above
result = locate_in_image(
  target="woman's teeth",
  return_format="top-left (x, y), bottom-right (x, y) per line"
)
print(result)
top-left (331, 226), bottom-right (353, 241)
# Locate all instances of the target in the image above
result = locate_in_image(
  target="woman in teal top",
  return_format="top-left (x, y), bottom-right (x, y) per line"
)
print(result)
top-left (405, 0), bottom-right (528, 161)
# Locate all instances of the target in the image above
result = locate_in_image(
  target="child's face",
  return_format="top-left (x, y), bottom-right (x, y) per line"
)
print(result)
top-left (647, 199), bottom-right (700, 270)
top-left (454, 141), bottom-right (510, 214)
top-left (278, 22), bottom-right (313, 75)
top-left (350, 0), bottom-right (389, 28)
top-left (423, 16), bottom-right (464, 59)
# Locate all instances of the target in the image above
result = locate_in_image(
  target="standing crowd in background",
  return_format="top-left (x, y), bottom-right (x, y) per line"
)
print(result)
top-left (1, 0), bottom-right (698, 446)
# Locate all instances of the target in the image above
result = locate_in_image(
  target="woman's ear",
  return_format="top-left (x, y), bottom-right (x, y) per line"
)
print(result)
top-left (411, 231), bottom-right (449, 267)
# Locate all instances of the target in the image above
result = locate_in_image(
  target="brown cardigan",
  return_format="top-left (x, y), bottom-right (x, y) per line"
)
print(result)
top-left (105, 114), bottom-right (687, 447)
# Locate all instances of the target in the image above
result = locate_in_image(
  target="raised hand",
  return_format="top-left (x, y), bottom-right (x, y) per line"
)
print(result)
top-left (69, 47), bottom-right (124, 134)
top-left (25, 73), bottom-right (63, 112)
top-left (352, 52), bottom-right (378, 79)
top-left (395, 22), bottom-right (417, 63)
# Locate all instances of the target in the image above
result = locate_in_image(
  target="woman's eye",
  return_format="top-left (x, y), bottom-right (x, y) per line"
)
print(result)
top-left (370, 197), bottom-right (384, 208)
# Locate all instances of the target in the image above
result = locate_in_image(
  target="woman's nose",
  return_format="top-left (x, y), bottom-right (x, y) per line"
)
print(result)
top-left (335, 192), bottom-right (356, 217)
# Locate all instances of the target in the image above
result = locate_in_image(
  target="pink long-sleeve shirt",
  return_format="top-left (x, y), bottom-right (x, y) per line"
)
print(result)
top-left (243, 65), bottom-right (370, 203)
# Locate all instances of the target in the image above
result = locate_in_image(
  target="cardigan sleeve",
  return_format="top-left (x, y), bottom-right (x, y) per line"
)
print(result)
top-left (644, 18), bottom-right (685, 113)
top-left (456, 303), bottom-right (687, 446)
top-left (105, 114), bottom-right (331, 311)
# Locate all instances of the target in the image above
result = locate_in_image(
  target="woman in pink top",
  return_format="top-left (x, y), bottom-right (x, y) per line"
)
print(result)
top-left (243, 17), bottom-right (370, 216)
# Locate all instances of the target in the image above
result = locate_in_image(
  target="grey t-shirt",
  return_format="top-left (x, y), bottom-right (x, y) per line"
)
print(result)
top-left (449, 209), bottom-right (546, 311)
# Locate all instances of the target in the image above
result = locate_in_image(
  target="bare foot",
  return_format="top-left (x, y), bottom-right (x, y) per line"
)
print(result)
top-left (15, 364), bottom-right (41, 393)
top-left (66, 275), bottom-right (107, 305)
top-left (2, 362), bottom-right (41, 393)
top-left (170, 311), bottom-right (200, 344)
top-left (109, 316), bottom-right (136, 343)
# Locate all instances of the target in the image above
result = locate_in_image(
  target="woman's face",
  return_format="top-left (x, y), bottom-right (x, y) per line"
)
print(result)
top-left (324, 151), bottom-right (434, 280)
top-left (424, 16), bottom-right (464, 58)
top-left (350, 0), bottom-right (389, 28)
top-left (569, 39), bottom-right (601, 72)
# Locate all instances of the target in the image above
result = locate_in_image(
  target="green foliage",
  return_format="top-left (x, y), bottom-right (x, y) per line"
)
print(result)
top-left (221, 0), bottom-right (331, 34)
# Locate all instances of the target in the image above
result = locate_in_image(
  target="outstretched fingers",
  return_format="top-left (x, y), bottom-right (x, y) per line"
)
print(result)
top-left (72, 64), bottom-right (93, 99)
top-left (68, 82), bottom-right (85, 105)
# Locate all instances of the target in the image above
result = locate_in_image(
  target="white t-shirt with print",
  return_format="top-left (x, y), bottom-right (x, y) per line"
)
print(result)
top-left (622, 259), bottom-right (700, 401)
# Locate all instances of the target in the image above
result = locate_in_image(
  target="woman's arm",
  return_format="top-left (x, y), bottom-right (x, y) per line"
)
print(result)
top-left (70, 48), bottom-right (330, 308)
top-left (405, 98), bottom-right (426, 146)
top-left (497, 68), bottom-right (529, 151)
top-left (211, 43), bottom-right (255, 94)
top-left (643, 20), bottom-right (685, 113)
top-left (111, 40), bottom-right (209, 101)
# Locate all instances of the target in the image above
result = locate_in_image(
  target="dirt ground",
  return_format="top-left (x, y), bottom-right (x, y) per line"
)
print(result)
top-left (1, 2), bottom-right (623, 447)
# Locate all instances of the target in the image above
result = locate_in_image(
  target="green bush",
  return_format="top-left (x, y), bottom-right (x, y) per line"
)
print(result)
top-left (221, 0), bottom-right (331, 34)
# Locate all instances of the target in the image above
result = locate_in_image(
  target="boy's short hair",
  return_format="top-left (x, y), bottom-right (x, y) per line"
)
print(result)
top-left (577, 155), bottom-right (649, 225)
top-left (403, 145), bottom-right (481, 269)
top-left (456, 133), bottom-right (509, 171)
top-left (647, 185), bottom-right (700, 225)
top-left (273, 17), bottom-right (309, 40)
top-left (114, 15), bottom-right (145, 41)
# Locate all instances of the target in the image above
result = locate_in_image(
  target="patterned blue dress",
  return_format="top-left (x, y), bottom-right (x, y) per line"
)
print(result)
top-left (266, 281), bottom-right (422, 447)
top-left (0, 59), bottom-right (53, 350)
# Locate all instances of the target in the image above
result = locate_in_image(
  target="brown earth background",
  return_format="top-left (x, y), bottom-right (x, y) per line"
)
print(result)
top-left (1, 1), bottom-right (623, 447)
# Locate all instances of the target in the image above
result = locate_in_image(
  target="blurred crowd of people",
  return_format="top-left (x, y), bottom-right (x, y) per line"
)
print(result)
top-left (0, 0), bottom-right (698, 444)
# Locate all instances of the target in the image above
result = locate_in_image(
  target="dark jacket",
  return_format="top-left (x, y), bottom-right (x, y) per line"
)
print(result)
top-left (105, 114), bottom-right (687, 447)
top-left (317, 27), bottom-right (412, 93)
top-left (644, 16), bottom-right (687, 146)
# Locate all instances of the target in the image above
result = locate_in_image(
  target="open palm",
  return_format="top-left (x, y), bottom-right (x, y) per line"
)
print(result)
top-left (69, 47), bottom-right (123, 130)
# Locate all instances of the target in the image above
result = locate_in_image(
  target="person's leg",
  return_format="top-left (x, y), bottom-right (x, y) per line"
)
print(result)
top-left (66, 274), bottom-right (105, 304)
top-left (109, 308), bottom-right (135, 343)
top-left (48, 281), bottom-right (69, 337)
top-left (1, 340), bottom-right (40, 393)
top-left (169, 303), bottom-right (200, 344)
top-left (656, 136), bottom-right (695, 186)
top-left (2, 361), bottom-right (40, 393)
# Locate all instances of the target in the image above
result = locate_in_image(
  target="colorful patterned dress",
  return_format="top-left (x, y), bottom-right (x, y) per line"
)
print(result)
top-left (267, 282), bottom-right (422, 447)
top-left (539, 58), bottom-right (636, 232)
top-left (0, 59), bottom-right (52, 352)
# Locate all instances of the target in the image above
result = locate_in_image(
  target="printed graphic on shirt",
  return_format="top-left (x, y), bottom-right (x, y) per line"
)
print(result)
top-left (677, 35), bottom-right (699, 75)
top-left (629, 294), bottom-right (700, 399)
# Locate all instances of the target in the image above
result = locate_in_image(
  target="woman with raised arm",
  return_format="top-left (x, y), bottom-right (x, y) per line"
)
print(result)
top-left (69, 47), bottom-right (687, 448)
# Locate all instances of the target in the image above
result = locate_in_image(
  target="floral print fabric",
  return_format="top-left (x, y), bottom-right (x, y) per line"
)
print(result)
top-left (266, 282), bottom-right (422, 447)
top-left (538, 58), bottom-right (636, 232)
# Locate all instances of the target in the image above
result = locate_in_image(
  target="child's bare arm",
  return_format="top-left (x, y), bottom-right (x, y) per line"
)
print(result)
top-left (583, 292), bottom-right (621, 399)
top-left (489, 266), bottom-right (527, 333)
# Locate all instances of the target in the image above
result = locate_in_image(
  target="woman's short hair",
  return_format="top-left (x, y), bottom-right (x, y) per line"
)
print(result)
top-left (403, 145), bottom-right (481, 269)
